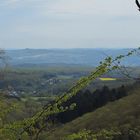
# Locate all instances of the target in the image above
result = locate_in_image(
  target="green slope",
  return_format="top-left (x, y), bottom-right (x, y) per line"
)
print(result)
top-left (46, 87), bottom-right (140, 140)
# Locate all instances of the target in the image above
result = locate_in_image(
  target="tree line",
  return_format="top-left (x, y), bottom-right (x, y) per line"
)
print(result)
top-left (57, 85), bottom-right (127, 123)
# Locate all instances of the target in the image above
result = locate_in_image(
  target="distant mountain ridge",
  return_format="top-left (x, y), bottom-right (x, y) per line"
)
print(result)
top-left (6, 48), bottom-right (140, 67)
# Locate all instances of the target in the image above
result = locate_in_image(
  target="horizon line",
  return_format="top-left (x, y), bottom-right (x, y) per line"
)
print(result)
top-left (5, 47), bottom-right (139, 50)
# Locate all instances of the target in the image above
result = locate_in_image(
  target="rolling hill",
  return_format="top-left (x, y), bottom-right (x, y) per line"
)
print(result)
top-left (6, 48), bottom-right (140, 67)
top-left (46, 84), bottom-right (140, 140)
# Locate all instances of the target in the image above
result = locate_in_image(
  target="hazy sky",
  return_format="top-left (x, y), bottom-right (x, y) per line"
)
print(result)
top-left (0, 0), bottom-right (140, 49)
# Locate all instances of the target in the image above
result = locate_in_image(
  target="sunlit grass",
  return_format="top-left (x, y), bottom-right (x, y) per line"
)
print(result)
top-left (99, 78), bottom-right (117, 81)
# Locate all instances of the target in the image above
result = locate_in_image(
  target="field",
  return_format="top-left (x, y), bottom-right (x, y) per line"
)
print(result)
top-left (99, 78), bottom-right (117, 81)
top-left (0, 66), bottom-right (136, 98)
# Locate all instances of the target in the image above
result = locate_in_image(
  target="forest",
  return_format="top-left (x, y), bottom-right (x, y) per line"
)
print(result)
top-left (0, 48), bottom-right (140, 140)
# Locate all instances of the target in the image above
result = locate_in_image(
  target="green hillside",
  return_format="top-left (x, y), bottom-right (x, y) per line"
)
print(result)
top-left (46, 86), bottom-right (140, 140)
